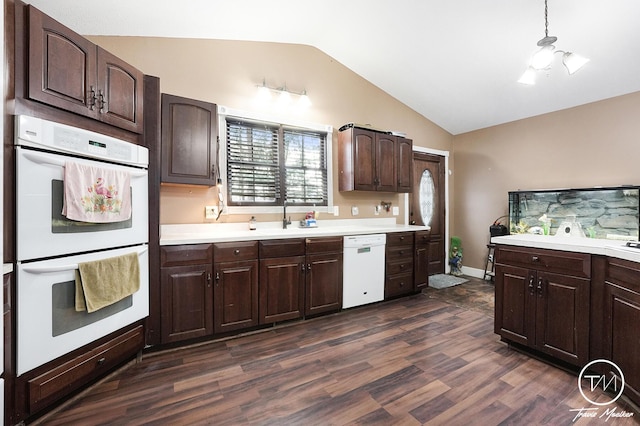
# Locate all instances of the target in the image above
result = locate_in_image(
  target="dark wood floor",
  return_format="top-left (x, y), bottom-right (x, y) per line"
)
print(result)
top-left (34, 278), bottom-right (638, 425)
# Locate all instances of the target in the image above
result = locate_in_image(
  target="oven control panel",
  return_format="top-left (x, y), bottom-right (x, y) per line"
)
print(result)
top-left (15, 115), bottom-right (148, 167)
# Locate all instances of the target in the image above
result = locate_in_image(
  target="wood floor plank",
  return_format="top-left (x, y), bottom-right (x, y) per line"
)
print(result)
top-left (32, 280), bottom-right (639, 425)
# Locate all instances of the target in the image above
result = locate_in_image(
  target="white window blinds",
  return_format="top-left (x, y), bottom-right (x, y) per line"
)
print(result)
top-left (226, 118), bottom-right (328, 206)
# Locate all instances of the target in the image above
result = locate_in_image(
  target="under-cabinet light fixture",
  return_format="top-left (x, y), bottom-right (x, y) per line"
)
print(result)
top-left (518, 0), bottom-right (589, 85)
top-left (255, 79), bottom-right (311, 108)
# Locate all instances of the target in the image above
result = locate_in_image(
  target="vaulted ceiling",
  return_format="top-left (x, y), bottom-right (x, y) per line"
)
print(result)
top-left (25, 0), bottom-right (640, 135)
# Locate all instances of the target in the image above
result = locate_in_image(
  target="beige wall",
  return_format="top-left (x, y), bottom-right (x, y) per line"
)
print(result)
top-left (88, 36), bottom-right (453, 226)
top-left (88, 36), bottom-right (640, 273)
top-left (453, 91), bottom-right (640, 270)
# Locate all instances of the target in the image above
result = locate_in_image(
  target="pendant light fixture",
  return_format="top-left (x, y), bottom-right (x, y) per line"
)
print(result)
top-left (518, 0), bottom-right (589, 85)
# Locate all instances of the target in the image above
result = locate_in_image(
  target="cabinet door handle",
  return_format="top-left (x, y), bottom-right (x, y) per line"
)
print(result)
top-left (97, 89), bottom-right (108, 113)
top-left (528, 276), bottom-right (535, 295)
top-left (207, 273), bottom-right (212, 287)
top-left (300, 263), bottom-right (305, 272)
top-left (532, 256), bottom-right (540, 262)
top-left (215, 272), bottom-right (220, 281)
top-left (307, 263), bottom-right (311, 271)
top-left (88, 86), bottom-right (96, 110)
top-left (537, 278), bottom-right (543, 297)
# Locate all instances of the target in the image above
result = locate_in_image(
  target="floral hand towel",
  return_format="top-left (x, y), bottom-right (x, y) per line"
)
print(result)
top-left (63, 161), bottom-right (131, 223)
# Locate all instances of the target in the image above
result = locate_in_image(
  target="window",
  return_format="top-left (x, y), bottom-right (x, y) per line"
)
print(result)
top-left (224, 115), bottom-right (330, 208)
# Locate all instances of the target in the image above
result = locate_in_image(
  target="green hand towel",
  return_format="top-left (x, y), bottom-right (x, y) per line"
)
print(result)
top-left (75, 252), bottom-right (140, 313)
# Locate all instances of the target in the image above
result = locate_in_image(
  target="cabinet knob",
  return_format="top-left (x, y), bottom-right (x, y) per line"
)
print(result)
top-left (532, 256), bottom-right (540, 262)
top-left (97, 357), bottom-right (106, 366)
top-left (234, 249), bottom-right (240, 255)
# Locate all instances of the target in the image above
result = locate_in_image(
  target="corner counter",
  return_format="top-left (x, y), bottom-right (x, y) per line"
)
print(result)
top-left (491, 234), bottom-right (640, 263)
top-left (492, 233), bottom-right (640, 406)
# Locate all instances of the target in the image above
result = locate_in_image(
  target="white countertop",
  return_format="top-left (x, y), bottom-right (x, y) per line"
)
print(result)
top-left (491, 234), bottom-right (640, 263)
top-left (161, 218), bottom-right (430, 245)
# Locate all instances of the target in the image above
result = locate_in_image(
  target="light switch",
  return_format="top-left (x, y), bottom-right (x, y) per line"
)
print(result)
top-left (392, 206), bottom-right (399, 216)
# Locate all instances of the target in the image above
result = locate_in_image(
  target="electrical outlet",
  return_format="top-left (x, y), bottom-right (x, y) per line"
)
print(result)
top-left (205, 206), bottom-right (218, 219)
top-left (374, 205), bottom-right (381, 215)
top-left (351, 206), bottom-right (359, 216)
top-left (392, 206), bottom-right (399, 216)
top-left (333, 206), bottom-right (340, 216)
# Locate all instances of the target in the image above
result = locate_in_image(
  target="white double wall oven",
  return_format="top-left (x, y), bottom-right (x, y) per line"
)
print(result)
top-left (14, 115), bottom-right (149, 376)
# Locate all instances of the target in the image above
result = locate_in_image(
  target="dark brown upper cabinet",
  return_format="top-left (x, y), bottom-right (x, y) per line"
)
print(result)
top-left (161, 94), bottom-right (218, 186)
top-left (338, 126), bottom-right (412, 193)
top-left (28, 5), bottom-right (144, 133)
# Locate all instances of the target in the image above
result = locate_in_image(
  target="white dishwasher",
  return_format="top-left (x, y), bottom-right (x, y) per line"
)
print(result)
top-left (343, 234), bottom-right (386, 309)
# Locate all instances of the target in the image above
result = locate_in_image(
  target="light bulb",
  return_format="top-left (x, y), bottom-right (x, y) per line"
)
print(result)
top-left (531, 45), bottom-right (555, 70)
top-left (518, 67), bottom-right (537, 85)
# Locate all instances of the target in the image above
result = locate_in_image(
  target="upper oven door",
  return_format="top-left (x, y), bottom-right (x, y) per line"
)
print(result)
top-left (16, 147), bottom-right (149, 261)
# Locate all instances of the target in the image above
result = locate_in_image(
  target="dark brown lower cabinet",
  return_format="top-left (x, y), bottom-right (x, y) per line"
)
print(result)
top-left (259, 239), bottom-right (306, 324)
top-left (385, 232), bottom-right (414, 299)
top-left (160, 265), bottom-right (213, 343)
top-left (259, 256), bottom-right (305, 323)
top-left (160, 244), bottom-right (214, 343)
top-left (15, 325), bottom-right (144, 422)
top-left (305, 237), bottom-right (343, 316)
top-left (602, 256), bottom-right (640, 405)
top-left (213, 259), bottom-right (259, 334)
top-left (494, 245), bottom-right (590, 367)
top-left (213, 241), bottom-right (260, 334)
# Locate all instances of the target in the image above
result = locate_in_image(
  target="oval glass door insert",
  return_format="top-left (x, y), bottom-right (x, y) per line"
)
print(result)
top-left (419, 170), bottom-right (435, 225)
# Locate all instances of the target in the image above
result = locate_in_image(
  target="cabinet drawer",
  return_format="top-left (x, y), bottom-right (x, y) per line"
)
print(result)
top-left (495, 245), bottom-right (591, 278)
top-left (306, 237), bottom-right (343, 254)
top-left (387, 232), bottom-right (414, 247)
top-left (606, 256), bottom-right (640, 293)
top-left (259, 238), bottom-right (305, 258)
top-left (415, 230), bottom-right (430, 246)
top-left (386, 245), bottom-right (414, 261)
top-left (28, 325), bottom-right (144, 413)
top-left (161, 244), bottom-right (213, 267)
top-left (385, 273), bottom-right (413, 298)
top-left (386, 259), bottom-right (414, 276)
top-left (214, 241), bottom-right (258, 262)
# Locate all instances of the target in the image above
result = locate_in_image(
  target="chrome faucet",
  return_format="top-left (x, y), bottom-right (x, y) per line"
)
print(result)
top-left (283, 199), bottom-right (291, 229)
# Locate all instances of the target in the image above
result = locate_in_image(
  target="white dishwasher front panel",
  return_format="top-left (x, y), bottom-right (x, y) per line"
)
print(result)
top-left (343, 234), bottom-right (386, 309)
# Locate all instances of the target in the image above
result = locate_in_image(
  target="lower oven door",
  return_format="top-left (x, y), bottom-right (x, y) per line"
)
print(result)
top-left (16, 147), bottom-right (148, 261)
top-left (16, 244), bottom-right (149, 376)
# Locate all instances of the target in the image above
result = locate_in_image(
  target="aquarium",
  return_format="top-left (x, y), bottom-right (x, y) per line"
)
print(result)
top-left (508, 186), bottom-right (640, 240)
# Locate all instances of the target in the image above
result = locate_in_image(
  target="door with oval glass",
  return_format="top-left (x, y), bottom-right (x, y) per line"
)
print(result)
top-left (410, 152), bottom-right (445, 275)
